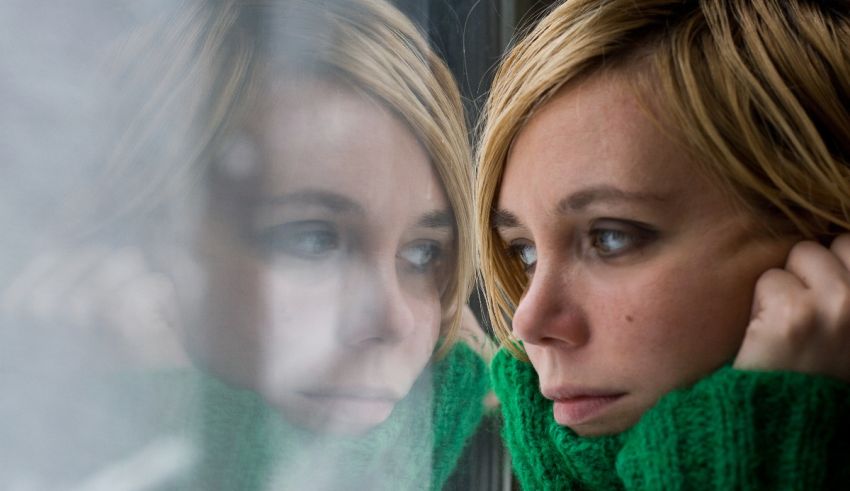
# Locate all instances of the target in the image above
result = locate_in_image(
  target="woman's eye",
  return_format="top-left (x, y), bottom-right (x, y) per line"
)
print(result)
top-left (588, 221), bottom-right (657, 258)
top-left (253, 220), bottom-right (340, 259)
top-left (398, 241), bottom-right (443, 273)
top-left (591, 229), bottom-right (633, 255)
top-left (508, 242), bottom-right (537, 272)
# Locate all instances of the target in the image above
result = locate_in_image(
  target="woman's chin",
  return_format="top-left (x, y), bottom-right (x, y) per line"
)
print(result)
top-left (556, 402), bottom-right (644, 438)
top-left (275, 393), bottom-right (400, 437)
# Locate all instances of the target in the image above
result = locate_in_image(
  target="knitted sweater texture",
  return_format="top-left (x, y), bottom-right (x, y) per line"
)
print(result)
top-left (491, 349), bottom-right (850, 490)
top-left (140, 341), bottom-right (488, 490)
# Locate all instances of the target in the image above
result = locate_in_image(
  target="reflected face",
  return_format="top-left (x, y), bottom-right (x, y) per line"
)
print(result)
top-left (186, 81), bottom-right (449, 435)
top-left (495, 73), bottom-right (795, 436)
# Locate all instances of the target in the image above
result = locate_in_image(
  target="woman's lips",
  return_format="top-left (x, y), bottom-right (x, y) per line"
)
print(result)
top-left (542, 387), bottom-right (626, 427)
top-left (297, 389), bottom-right (400, 429)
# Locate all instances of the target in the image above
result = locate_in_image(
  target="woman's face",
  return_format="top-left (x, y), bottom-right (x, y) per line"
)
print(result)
top-left (494, 73), bottom-right (796, 436)
top-left (181, 81), bottom-right (450, 435)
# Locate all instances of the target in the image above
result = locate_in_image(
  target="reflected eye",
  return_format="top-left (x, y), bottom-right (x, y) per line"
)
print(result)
top-left (508, 241), bottom-right (537, 272)
top-left (254, 220), bottom-right (340, 259)
top-left (398, 240), bottom-right (443, 273)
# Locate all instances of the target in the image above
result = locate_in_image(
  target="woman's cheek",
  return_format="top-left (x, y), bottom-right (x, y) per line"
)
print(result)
top-left (418, 295), bottom-right (444, 346)
top-left (265, 271), bottom-right (345, 353)
top-left (583, 261), bottom-right (742, 382)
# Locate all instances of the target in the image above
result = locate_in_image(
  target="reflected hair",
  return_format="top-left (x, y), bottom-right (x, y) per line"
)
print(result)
top-left (475, 0), bottom-right (850, 356)
top-left (99, 0), bottom-right (473, 353)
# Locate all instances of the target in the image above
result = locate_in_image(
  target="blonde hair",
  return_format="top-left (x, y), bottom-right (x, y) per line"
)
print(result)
top-left (476, 0), bottom-right (850, 355)
top-left (95, 0), bottom-right (473, 353)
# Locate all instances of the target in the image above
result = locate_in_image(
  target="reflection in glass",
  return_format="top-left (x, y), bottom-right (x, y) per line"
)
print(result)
top-left (1, 0), bottom-right (490, 489)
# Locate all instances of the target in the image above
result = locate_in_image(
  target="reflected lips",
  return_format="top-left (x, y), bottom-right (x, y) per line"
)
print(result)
top-left (543, 387), bottom-right (625, 426)
top-left (298, 388), bottom-right (399, 426)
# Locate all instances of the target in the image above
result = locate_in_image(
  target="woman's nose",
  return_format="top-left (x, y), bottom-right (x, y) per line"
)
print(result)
top-left (337, 262), bottom-right (415, 347)
top-left (511, 262), bottom-right (589, 348)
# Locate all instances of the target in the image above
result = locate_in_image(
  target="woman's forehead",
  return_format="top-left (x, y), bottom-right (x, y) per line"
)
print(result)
top-left (497, 74), bottom-right (724, 221)
top-left (233, 83), bottom-right (448, 225)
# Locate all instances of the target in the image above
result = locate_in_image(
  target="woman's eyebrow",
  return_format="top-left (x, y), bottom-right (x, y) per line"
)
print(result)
top-left (416, 210), bottom-right (453, 228)
top-left (558, 185), bottom-right (670, 213)
top-left (491, 209), bottom-right (521, 229)
top-left (256, 189), bottom-right (365, 214)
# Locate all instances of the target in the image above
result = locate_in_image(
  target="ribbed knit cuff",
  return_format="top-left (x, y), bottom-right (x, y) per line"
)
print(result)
top-left (617, 367), bottom-right (850, 490)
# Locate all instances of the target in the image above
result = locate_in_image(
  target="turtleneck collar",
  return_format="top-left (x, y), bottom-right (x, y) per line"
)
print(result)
top-left (491, 349), bottom-right (626, 490)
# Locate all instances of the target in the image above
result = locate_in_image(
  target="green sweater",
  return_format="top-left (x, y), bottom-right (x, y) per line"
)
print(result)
top-left (140, 342), bottom-right (488, 490)
top-left (491, 349), bottom-right (850, 490)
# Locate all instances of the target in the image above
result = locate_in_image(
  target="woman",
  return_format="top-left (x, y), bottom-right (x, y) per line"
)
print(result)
top-left (2, 0), bottom-right (489, 489)
top-left (141, 0), bottom-right (493, 488)
top-left (476, 0), bottom-right (850, 488)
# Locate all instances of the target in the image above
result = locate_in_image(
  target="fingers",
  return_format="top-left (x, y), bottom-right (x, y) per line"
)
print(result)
top-left (2, 247), bottom-right (108, 324)
top-left (738, 268), bottom-right (811, 370)
top-left (785, 238), bottom-right (850, 331)
top-left (749, 267), bottom-right (807, 323)
top-left (3, 245), bottom-right (189, 368)
top-left (785, 240), bottom-right (849, 291)
top-left (831, 233), bottom-right (850, 271)
top-left (735, 233), bottom-right (850, 382)
top-left (80, 249), bottom-right (151, 323)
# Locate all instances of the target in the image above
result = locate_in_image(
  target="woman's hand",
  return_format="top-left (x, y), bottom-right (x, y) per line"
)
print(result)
top-left (734, 234), bottom-right (850, 382)
top-left (1, 246), bottom-right (188, 368)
